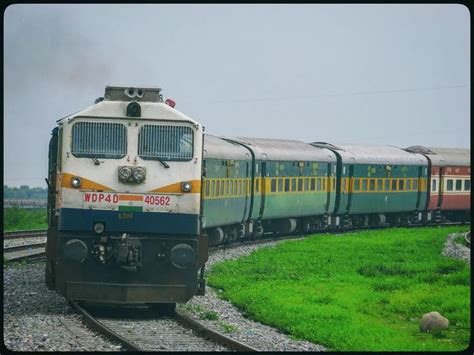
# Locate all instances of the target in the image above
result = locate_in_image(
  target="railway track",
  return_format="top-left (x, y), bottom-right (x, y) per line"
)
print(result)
top-left (3, 230), bottom-right (47, 262)
top-left (71, 301), bottom-right (258, 352)
top-left (464, 231), bottom-right (470, 247)
top-left (4, 229), bottom-right (47, 240)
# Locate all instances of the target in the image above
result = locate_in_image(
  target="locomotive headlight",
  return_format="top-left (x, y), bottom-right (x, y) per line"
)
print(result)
top-left (132, 167), bottom-right (146, 183)
top-left (118, 166), bottom-right (132, 182)
top-left (93, 222), bottom-right (105, 234)
top-left (71, 177), bottom-right (81, 188)
top-left (170, 244), bottom-right (196, 269)
top-left (181, 181), bottom-right (192, 192)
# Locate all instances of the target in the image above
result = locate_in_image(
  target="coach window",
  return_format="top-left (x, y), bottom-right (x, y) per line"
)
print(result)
top-left (216, 181), bottom-right (221, 197)
top-left (298, 178), bottom-right (303, 192)
top-left (205, 180), bottom-right (210, 197)
top-left (284, 178), bottom-right (290, 192)
top-left (362, 179), bottom-right (368, 191)
top-left (413, 179), bottom-right (418, 191)
top-left (398, 179), bottom-right (404, 191)
top-left (446, 179), bottom-right (453, 191)
top-left (277, 178), bottom-right (283, 192)
top-left (464, 179), bottom-right (470, 191)
top-left (271, 179), bottom-right (277, 193)
top-left (377, 179), bottom-right (383, 191)
top-left (291, 178), bottom-right (297, 192)
top-left (455, 179), bottom-right (462, 191)
top-left (369, 179), bottom-right (375, 191)
top-left (354, 179), bottom-right (360, 191)
top-left (211, 181), bottom-right (215, 197)
top-left (323, 178), bottom-right (327, 191)
top-left (255, 178), bottom-right (259, 193)
top-left (391, 179), bottom-right (397, 191)
top-left (304, 178), bottom-right (309, 191)
top-left (310, 178), bottom-right (316, 191)
top-left (406, 179), bottom-right (411, 191)
top-left (385, 179), bottom-right (390, 191)
top-left (332, 178), bottom-right (336, 191)
top-left (431, 179), bottom-right (437, 192)
top-left (315, 178), bottom-right (321, 191)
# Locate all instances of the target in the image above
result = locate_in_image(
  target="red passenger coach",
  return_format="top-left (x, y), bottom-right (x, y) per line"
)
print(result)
top-left (406, 146), bottom-right (470, 223)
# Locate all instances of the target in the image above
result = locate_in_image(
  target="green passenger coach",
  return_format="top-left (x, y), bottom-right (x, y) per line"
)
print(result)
top-left (311, 143), bottom-right (429, 227)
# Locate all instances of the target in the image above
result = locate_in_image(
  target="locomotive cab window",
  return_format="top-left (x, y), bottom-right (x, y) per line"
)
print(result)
top-left (138, 124), bottom-right (193, 161)
top-left (71, 121), bottom-right (127, 158)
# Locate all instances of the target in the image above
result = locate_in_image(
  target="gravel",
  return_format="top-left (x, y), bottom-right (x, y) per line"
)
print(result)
top-left (442, 232), bottom-right (471, 264)
top-left (3, 262), bottom-right (122, 352)
top-left (178, 237), bottom-right (327, 352)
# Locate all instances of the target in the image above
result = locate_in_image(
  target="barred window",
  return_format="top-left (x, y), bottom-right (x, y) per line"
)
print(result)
top-left (455, 179), bottom-right (462, 191)
top-left (138, 125), bottom-right (193, 160)
top-left (71, 122), bottom-right (126, 158)
top-left (278, 178), bottom-right (283, 192)
top-left (271, 179), bottom-right (277, 192)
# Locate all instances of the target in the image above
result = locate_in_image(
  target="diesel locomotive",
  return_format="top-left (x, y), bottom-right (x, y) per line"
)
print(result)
top-left (46, 86), bottom-right (470, 308)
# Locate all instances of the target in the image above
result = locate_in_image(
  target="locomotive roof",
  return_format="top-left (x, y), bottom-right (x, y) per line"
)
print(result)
top-left (221, 136), bottom-right (336, 162)
top-left (311, 142), bottom-right (427, 166)
top-left (405, 146), bottom-right (470, 166)
top-left (203, 135), bottom-right (251, 160)
top-left (56, 100), bottom-right (200, 125)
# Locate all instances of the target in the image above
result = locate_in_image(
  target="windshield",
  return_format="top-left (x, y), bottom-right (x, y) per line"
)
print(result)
top-left (71, 121), bottom-right (127, 158)
top-left (138, 124), bottom-right (193, 161)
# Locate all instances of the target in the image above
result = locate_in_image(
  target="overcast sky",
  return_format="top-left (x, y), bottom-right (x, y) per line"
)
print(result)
top-left (4, 4), bottom-right (470, 188)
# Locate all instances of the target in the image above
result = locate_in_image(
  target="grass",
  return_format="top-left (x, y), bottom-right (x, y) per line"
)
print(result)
top-left (208, 226), bottom-right (471, 351)
top-left (3, 207), bottom-right (47, 232)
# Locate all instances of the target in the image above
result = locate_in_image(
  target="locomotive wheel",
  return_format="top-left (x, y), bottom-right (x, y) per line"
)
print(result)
top-left (149, 303), bottom-right (176, 316)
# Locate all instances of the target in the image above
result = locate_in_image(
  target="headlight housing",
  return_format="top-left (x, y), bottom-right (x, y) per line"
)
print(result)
top-left (118, 167), bottom-right (132, 182)
top-left (181, 181), bottom-right (192, 192)
top-left (132, 167), bottom-right (146, 183)
top-left (93, 222), bottom-right (105, 234)
top-left (71, 176), bottom-right (81, 188)
top-left (170, 244), bottom-right (196, 269)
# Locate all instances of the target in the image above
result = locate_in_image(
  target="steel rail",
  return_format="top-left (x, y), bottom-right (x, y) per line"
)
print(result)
top-left (464, 231), bottom-right (471, 247)
top-left (174, 309), bottom-right (259, 352)
top-left (4, 242), bottom-right (47, 253)
top-left (70, 301), bottom-right (142, 352)
top-left (4, 229), bottom-right (47, 240)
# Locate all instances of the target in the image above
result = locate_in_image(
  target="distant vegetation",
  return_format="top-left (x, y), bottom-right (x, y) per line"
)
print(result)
top-left (209, 226), bottom-right (470, 352)
top-left (4, 207), bottom-right (47, 231)
top-left (4, 185), bottom-right (47, 200)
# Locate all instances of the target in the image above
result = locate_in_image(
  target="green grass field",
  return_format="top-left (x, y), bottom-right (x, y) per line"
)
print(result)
top-left (208, 226), bottom-right (470, 351)
top-left (3, 207), bottom-right (47, 232)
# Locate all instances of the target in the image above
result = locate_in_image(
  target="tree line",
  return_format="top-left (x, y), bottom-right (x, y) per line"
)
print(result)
top-left (4, 185), bottom-right (47, 200)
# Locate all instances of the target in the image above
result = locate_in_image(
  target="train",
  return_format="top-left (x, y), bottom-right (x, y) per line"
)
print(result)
top-left (45, 86), bottom-right (470, 311)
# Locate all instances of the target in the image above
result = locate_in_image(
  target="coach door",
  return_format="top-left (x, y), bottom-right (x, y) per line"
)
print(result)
top-left (258, 159), bottom-right (268, 219)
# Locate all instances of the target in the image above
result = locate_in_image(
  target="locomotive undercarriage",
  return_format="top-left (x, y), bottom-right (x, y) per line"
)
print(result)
top-left (47, 231), bottom-right (208, 304)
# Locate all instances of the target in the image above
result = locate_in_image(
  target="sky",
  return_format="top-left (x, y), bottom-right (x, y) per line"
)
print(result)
top-left (3, 4), bottom-right (470, 188)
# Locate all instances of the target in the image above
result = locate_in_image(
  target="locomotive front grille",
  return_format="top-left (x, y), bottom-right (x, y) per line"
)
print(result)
top-left (138, 124), bottom-right (193, 161)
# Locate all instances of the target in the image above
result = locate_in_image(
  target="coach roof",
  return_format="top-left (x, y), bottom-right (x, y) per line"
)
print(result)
top-left (222, 136), bottom-right (336, 162)
top-left (312, 142), bottom-right (427, 166)
top-left (405, 146), bottom-right (470, 166)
